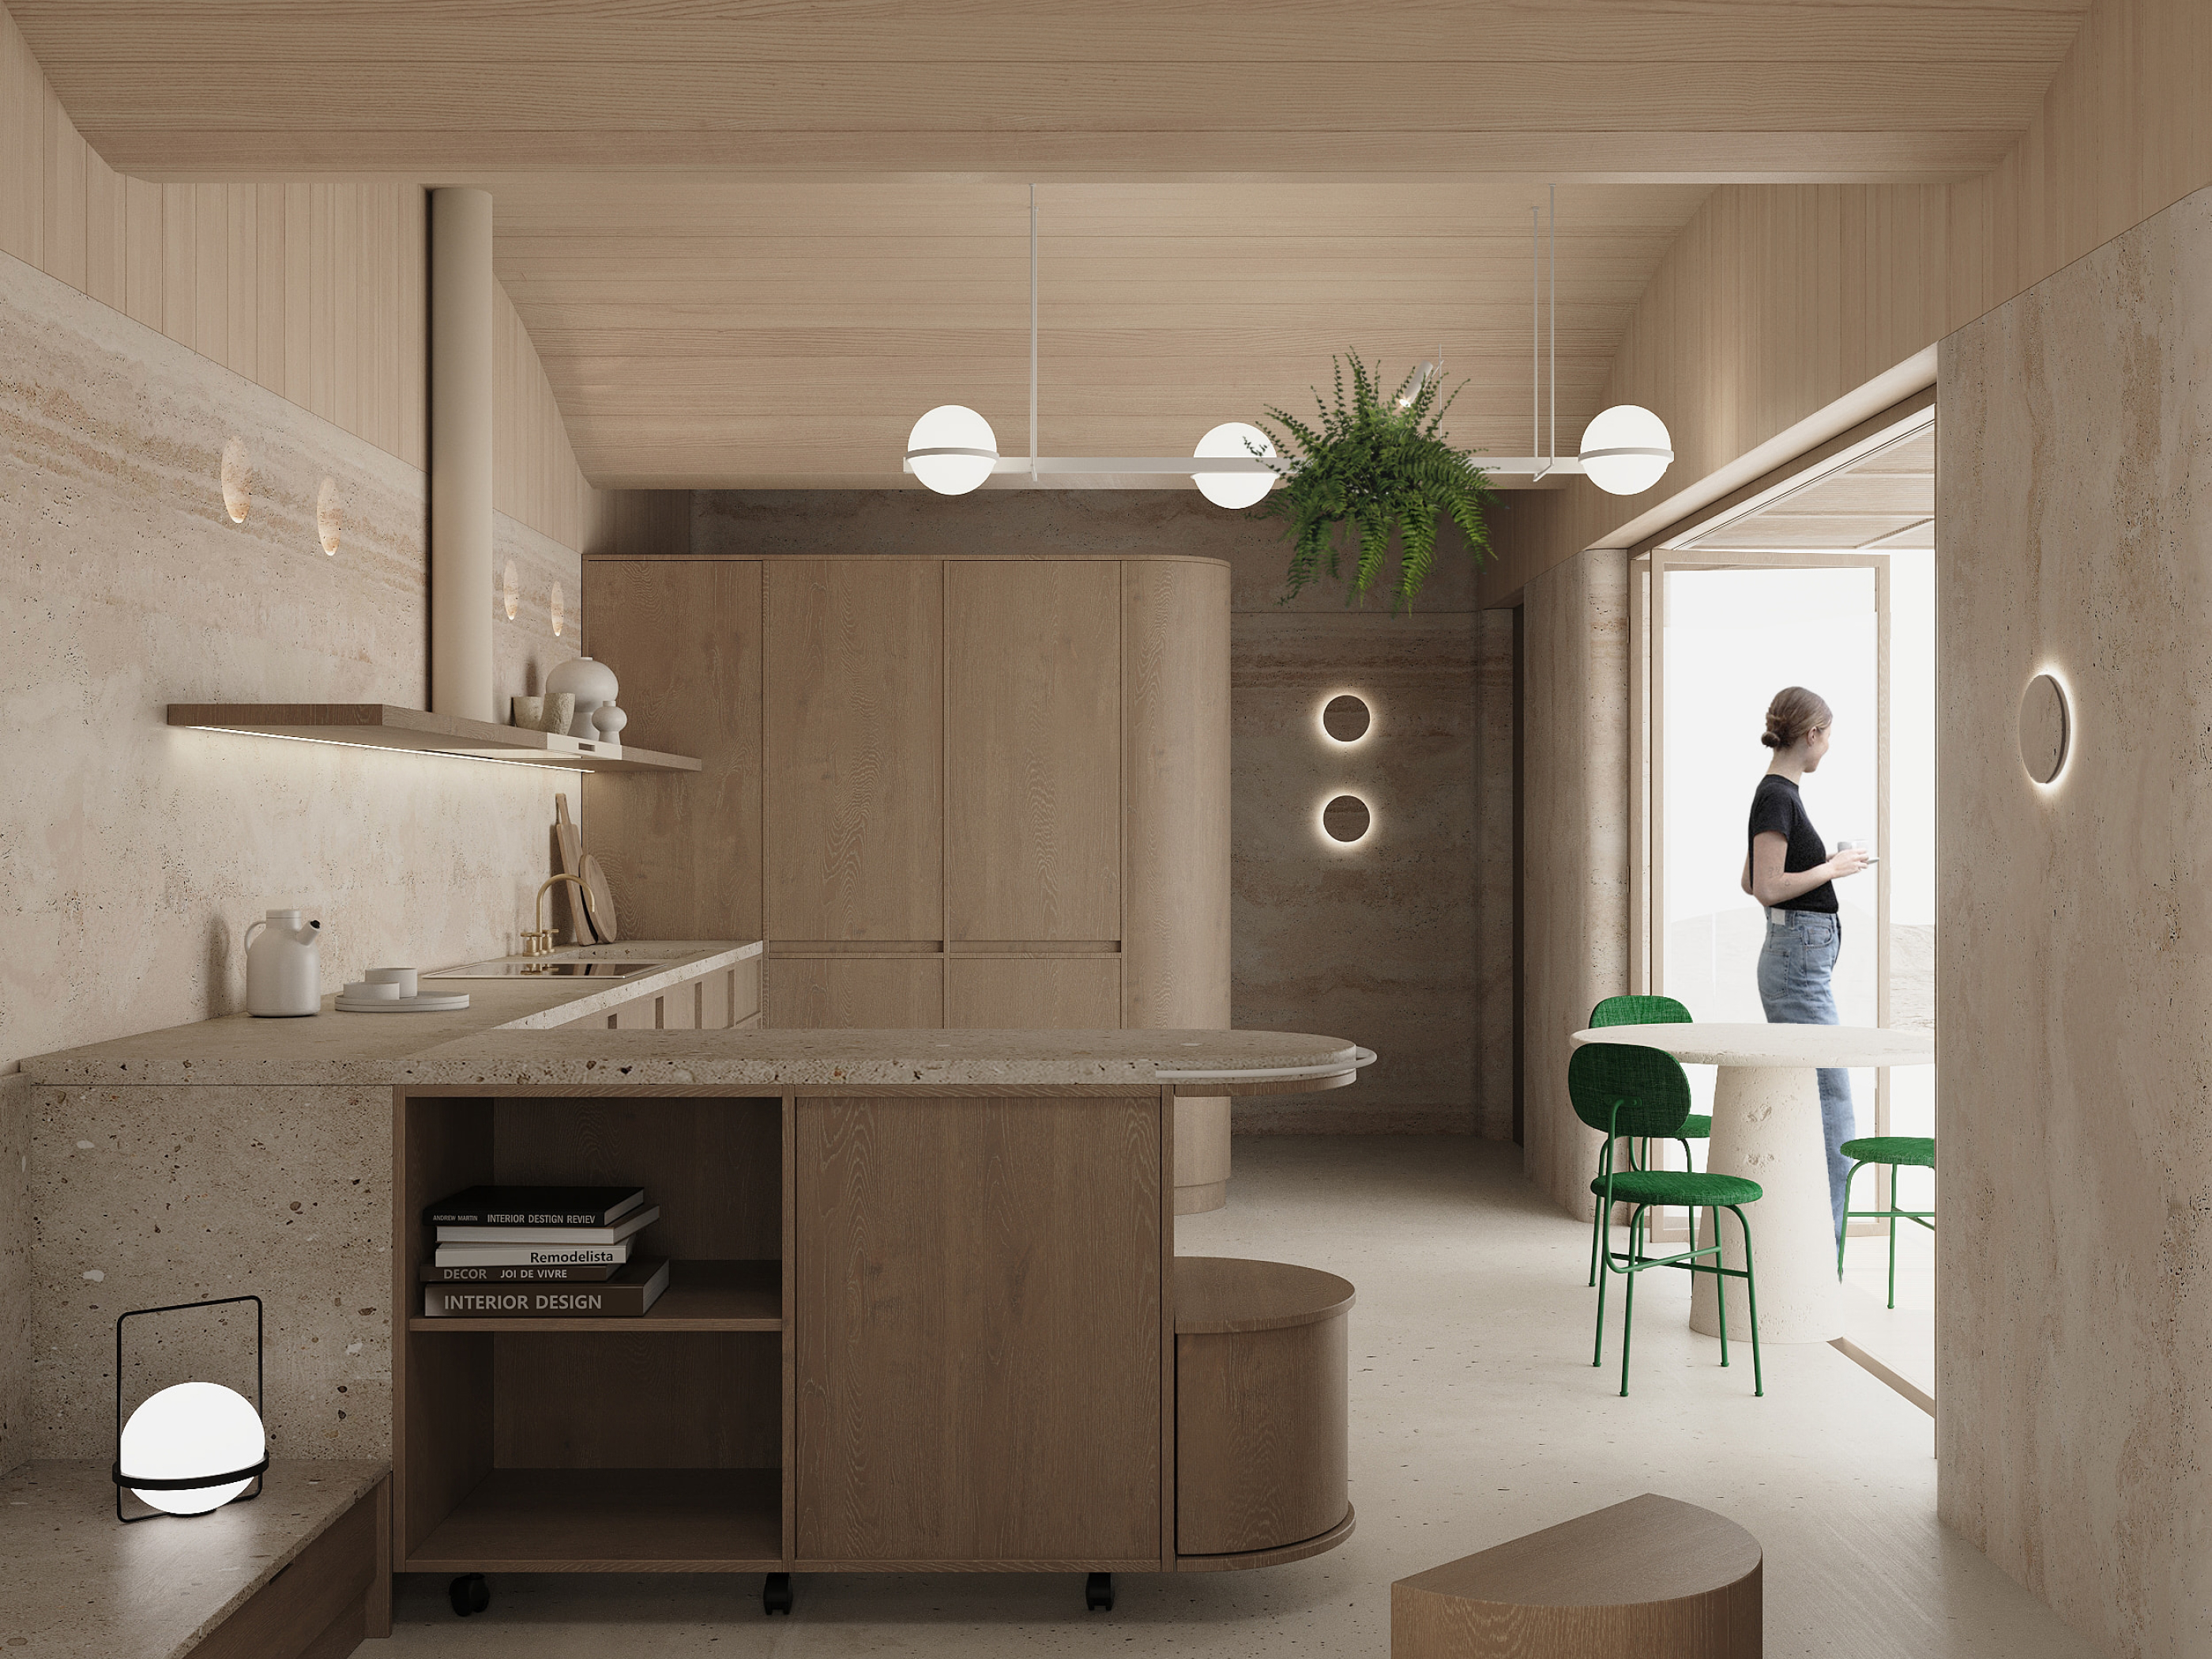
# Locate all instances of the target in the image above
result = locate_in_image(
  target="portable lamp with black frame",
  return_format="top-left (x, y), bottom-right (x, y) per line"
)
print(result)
top-left (111, 1295), bottom-right (269, 1523)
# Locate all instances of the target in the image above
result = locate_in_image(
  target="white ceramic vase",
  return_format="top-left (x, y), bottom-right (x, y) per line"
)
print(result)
top-left (544, 656), bottom-right (619, 738)
top-left (592, 703), bottom-right (628, 747)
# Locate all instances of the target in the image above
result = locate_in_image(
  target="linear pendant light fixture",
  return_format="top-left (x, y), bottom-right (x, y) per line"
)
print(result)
top-left (902, 185), bottom-right (1671, 498)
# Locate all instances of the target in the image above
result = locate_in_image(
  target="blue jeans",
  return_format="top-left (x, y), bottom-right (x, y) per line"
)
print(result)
top-left (1755, 908), bottom-right (1856, 1236)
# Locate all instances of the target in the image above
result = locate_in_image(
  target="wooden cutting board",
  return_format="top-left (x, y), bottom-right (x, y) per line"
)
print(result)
top-left (580, 852), bottom-right (620, 944)
top-left (553, 794), bottom-right (596, 942)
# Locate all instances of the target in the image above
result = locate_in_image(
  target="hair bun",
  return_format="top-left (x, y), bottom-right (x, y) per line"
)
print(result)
top-left (1759, 729), bottom-right (1784, 749)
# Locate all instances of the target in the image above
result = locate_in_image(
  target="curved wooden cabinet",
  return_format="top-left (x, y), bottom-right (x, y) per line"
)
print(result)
top-left (586, 553), bottom-right (1235, 1212)
top-left (1174, 1257), bottom-right (1354, 1563)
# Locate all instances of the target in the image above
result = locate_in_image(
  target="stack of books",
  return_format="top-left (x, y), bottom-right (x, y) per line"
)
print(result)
top-left (420, 1185), bottom-right (671, 1318)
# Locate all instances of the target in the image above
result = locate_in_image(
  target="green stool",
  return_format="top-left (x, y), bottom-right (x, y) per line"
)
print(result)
top-left (1837, 1136), bottom-right (1935, 1308)
top-left (1585, 995), bottom-right (1710, 1287)
top-left (1571, 1043), bottom-right (1764, 1398)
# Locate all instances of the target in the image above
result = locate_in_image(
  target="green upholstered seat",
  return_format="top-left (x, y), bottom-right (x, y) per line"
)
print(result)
top-left (1840, 1135), bottom-right (1933, 1168)
top-left (1589, 1170), bottom-right (1763, 1209)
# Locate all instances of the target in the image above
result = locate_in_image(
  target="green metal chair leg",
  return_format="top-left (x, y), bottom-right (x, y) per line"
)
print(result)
top-left (1729, 1204), bottom-right (1763, 1397)
top-left (1887, 1182), bottom-right (1900, 1309)
top-left (1591, 1217), bottom-right (1610, 1367)
top-left (1618, 1207), bottom-right (1642, 1397)
top-left (1712, 1206), bottom-right (1729, 1369)
top-left (1836, 1161), bottom-right (1866, 1281)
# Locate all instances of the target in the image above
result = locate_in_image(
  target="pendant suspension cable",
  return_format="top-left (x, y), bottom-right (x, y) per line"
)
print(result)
top-left (1531, 205), bottom-right (1540, 469)
top-left (1029, 183), bottom-right (1039, 483)
top-left (1548, 183), bottom-right (1557, 468)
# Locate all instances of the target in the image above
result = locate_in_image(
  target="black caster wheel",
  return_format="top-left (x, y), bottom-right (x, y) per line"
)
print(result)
top-left (1085, 1571), bottom-right (1115, 1612)
top-left (763, 1571), bottom-right (794, 1616)
top-left (449, 1574), bottom-right (490, 1617)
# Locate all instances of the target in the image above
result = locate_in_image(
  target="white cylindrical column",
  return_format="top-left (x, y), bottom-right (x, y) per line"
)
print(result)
top-left (429, 186), bottom-right (495, 723)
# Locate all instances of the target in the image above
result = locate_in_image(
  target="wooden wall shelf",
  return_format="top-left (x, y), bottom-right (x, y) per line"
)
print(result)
top-left (408, 1259), bottom-right (780, 1334)
top-left (167, 704), bottom-right (702, 775)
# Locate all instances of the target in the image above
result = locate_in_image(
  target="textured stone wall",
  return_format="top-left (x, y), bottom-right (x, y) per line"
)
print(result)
top-left (1936, 186), bottom-right (2212, 1657)
top-left (695, 489), bottom-right (1510, 1134)
top-left (1519, 547), bottom-right (1629, 1215)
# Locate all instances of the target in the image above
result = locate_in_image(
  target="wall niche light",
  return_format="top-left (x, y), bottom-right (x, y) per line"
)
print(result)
top-left (315, 476), bottom-right (344, 555)
top-left (1321, 694), bottom-right (1371, 743)
top-left (502, 559), bottom-right (520, 620)
top-left (551, 582), bottom-right (566, 638)
top-left (1321, 793), bottom-right (1371, 845)
top-left (2019, 671), bottom-right (2070, 784)
top-left (220, 437), bottom-right (252, 523)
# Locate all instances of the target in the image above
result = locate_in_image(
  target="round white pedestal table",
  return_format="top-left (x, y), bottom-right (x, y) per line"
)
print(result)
top-left (1567, 1022), bottom-right (1935, 1344)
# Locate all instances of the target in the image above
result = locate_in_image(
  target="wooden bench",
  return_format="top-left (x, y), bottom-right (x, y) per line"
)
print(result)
top-left (1393, 1492), bottom-right (1761, 1657)
top-left (0, 1461), bottom-right (389, 1658)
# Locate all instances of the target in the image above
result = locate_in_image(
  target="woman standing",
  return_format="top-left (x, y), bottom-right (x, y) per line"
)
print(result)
top-left (1740, 686), bottom-right (1869, 1238)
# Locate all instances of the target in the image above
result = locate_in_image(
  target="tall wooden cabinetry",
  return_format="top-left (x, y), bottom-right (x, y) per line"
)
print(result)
top-left (585, 554), bottom-right (1232, 1211)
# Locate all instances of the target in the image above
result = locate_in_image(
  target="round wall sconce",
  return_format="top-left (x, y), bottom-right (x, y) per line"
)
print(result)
top-left (1321, 793), bottom-right (1371, 845)
top-left (220, 437), bottom-right (252, 523)
top-left (2019, 672), bottom-right (2070, 784)
top-left (314, 476), bottom-right (343, 555)
top-left (502, 559), bottom-right (520, 620)
top-left (551, 582), bottom-right (566, 638)
top-left (1321, 694), bottom-right (1371, 743)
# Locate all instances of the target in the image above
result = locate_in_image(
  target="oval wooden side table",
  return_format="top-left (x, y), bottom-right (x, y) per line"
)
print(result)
top-left (1172, 1257), bottom-right (1356, 1563)
top-left (1392, 1492), bottom-right (1762, 1657)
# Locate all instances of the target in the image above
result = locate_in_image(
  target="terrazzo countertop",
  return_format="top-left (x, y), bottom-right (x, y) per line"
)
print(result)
top-left (0, 1459), bottom-right (385, 1657)
top-left (21, 942), bottom-right (758, 1086)
top-left (393, 1025), bottom-right (1363, 1089)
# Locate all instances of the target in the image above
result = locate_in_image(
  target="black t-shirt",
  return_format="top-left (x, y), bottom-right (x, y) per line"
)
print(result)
top-left (1747, 774), bottom-right (1835, 913)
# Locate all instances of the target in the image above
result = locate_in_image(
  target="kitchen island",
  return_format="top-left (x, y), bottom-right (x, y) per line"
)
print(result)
top-left (22, 981), bottom-right (1362, 1614)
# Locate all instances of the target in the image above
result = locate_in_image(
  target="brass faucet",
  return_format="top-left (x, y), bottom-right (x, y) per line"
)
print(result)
top-left (522, 873), bottom-right (604, 957)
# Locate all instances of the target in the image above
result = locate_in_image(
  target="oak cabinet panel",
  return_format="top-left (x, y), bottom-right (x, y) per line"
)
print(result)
top-left (946, 957), bottom-right (1122, 1029)
top-left (765, 560), bottom-right (942, 941)
top-left (946, 561), bottom-right (1121, 943)
top-left (766, 957), bottom-right (942, 1029)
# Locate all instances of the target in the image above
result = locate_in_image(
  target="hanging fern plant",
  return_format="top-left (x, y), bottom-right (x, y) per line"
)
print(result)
top-left (1253, 352), bottom-right (1495, 610)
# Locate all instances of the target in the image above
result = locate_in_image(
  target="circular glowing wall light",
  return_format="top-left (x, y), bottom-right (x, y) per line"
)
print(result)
top-left (220, 437), bottom-right (253, 523)
top-left (502, 559), bottom-right (520, 620)
top-left (2019, 671), bottom-right (2070, 785)
top-left (1320, 693), bottom-right (1371, 743)
top-left (1320, 793), bottom-right (1372, 845)
top-left (315, 476), bottom-right (344, 555)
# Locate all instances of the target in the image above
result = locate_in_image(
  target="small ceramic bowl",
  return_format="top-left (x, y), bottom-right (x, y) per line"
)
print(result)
top-left (364, 967), bottom-right (418, 998)
top-left (343, 980), bottom-right (402, 1001)
top-left (511, 694), bottom-right (545, 728)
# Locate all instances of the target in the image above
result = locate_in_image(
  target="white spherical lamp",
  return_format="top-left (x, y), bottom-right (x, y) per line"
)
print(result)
top-left (119, 1381), bottom-right (266, 1515)
top-left (1578, 404), bottom-right (1674, 496)
top-left (1192, 423), bottom-right (1277, 510)
top-left (906, 405), bottom-right (999, 496)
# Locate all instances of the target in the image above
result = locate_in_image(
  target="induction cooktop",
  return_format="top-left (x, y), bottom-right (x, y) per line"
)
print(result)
top-left (427, 960), bottom-right (656, 979)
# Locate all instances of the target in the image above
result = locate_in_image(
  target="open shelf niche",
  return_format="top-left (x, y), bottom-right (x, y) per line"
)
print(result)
top-left (169, 704), bottom-right (702, 774)
top-left (396, 1093), bottom-right (786, 1572)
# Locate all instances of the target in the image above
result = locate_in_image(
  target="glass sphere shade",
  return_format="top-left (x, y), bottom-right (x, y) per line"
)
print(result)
top-left (906, 405), bottom-right (999, 495)
top-left (1193, 423), bottom-right (1277, 509)
top-left (120, 1382), bottom-right (265, 1514)
top-left (1578, 404), bottom-right (1674, 495)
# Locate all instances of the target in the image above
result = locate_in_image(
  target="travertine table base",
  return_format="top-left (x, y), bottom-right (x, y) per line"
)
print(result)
top-left (1689, 1066), bottom-right (1838, 1343)
top-left (1571, 1022), bottom-right (1936, 1349)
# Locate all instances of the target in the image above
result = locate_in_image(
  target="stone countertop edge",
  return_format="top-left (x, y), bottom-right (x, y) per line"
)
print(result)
top-left (393, 1028), bottom-right (1363, 1089)
top-left (0, 1459), bottom-right (386, 1658)
top-left (19, 941), bottom-right (761, 1087)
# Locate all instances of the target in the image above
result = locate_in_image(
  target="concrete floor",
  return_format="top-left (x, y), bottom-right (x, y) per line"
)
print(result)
top-left (388, 1136), bottom-right (2094, 1657)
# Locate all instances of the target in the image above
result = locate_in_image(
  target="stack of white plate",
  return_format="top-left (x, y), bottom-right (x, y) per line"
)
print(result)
top-left (336, 967), bottom-right (469, 1014)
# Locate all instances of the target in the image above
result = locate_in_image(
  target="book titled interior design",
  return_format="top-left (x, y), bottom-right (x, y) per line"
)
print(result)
top-left (422, 1258), bottom-right (671, 1318)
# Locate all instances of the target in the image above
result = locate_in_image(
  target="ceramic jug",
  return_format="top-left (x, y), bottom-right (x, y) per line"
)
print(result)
top-left (244, 909), bottom-right (322, 1017)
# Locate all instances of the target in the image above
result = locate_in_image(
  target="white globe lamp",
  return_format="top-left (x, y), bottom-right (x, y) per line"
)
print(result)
top-left (1578, 404), bottom-right (1673, 495)
top-left (1192, 423), bottom-right (1277, 510)
top-left (119, 1381), bottom-right (267, 1515)
top-left (905, 405), bottom-right (999, 496)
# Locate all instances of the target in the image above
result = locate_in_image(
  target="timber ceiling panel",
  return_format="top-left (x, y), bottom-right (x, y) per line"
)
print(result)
top-left (12, 2), bottom-right (2093, 183)
top-left (491, 178), bottom-right (1711, 487)
top-left (1688, 432), bottom-right (1936, 551)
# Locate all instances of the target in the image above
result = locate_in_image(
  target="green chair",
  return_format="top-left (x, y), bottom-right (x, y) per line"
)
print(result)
top-left (1571, 1042), bottom-right (1763, 1398)
top-left (1585, 995), bottom-right (1710, 1286)
top-left (1837, 1136), bottom-right (1936, 1308)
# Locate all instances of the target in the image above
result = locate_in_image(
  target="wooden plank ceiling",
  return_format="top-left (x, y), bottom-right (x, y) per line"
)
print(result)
top-left (1684, 432), bottom-right (1936, 551)
top-left (9, 2), bottom-right (2089, 490)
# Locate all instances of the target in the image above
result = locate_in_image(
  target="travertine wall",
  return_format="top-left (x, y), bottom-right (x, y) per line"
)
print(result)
top-left (1936, 187), bottom-right (2212, 1659)
top-left (1518, 547), bottom-right (1629, 1214)
top-left (694, 489), bottom-right (1510, 1134)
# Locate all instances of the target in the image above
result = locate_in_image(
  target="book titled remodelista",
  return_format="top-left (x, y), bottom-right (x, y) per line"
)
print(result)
top-left (432, 1206), bottom-right (659, 1246)
top-left (422, 1186), bottom-right (646, 1228)
top-left (422, 1258), bottom-right (671, 1319)
top-left (434, 1239), bottom-right (633, 1268)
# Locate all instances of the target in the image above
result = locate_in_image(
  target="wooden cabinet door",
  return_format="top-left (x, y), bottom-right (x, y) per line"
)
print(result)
top-left (765, 957), bottom-right (942, 1029)
top-left (582, 559), bottom-right (763, 940)
top-left (946, 957), bottom-right (1122, 1029)
top-left (946, 561), bottom-right (1120, 944)
top-left (765, 560), bottom-right (942, 943)
top-left (795, 1095), bottom-right (1162, 1565)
